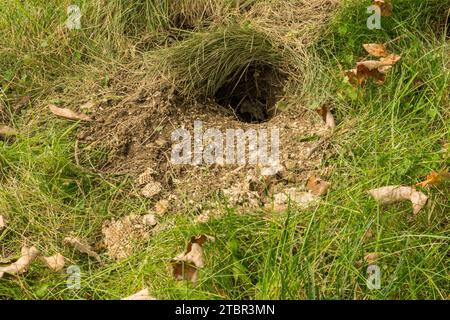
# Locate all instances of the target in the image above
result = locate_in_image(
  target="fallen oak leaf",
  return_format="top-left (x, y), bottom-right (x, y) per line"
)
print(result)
top-left (122, 288), bottom-right (156, 300)
top-left (40, 253), bottom-right (65, 272)
top-left (48, 104), bottom-right (92, 122)
top-left (171, 261), bottom-right (199, 284)
top-left (63, 237), bottom-right (101, 262)
top-left (368, 185), bottom-right (428, 216)
top-left (363, 43), bottom-right (388, 57)
top-left (345, 69), bottom-right (359, 86)
top-left (0, 246), bottom-right (40, 278)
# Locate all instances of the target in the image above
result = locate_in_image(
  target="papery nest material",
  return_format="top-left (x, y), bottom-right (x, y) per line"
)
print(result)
top-left (101, 214), bottom-right (158, 260)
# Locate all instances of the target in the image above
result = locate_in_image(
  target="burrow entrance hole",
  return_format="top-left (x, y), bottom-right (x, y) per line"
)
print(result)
top-left (214, 64), bottom-right (285, 123)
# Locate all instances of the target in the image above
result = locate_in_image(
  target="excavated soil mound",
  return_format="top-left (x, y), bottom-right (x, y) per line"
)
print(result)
top-left (78, 81), bottom-right (333, 211)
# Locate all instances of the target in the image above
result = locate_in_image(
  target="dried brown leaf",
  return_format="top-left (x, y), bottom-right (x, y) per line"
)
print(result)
top-left (63, 237), bottom-right (101, 262)
top-left (368, 185), bottom-right (428, 216)
top-left (380, 54), bottom-right (401, 66)
top-left (315, 106), bottom-right (336, 129)
top-left (416, 170), bottom-right (450, 188)
top-left (363, 43), bottom-right (388, 57)
top-left (48, 104), bottom-right (92, 122)
top-left (122, 288), bottom-right (156, 300)
top-left (306, 176), bottom-right (331, 196)
top-left (171, 235), bottom-right (213, 284)
top-left (0, 246), bottom-right (40, 278)
top-left (41, 253), bottom-right (65, 272)
top-left (374, 0), bottom-right (393, 17)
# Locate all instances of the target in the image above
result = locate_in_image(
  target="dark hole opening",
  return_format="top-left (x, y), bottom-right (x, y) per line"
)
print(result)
top-left (214, 64), bottom-right (284, 123)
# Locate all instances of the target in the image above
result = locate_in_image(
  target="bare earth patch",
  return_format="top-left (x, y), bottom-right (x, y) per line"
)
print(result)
top-left (78, 81), bottom-right (333, 215)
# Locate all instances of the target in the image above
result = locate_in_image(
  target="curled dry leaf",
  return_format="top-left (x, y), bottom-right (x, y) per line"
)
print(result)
top-left (63, 237), bottom-right (101, 262)
top-left (346, 47), bottom-right (401, 86)
top-left (315, 106), bottom-right (336, 129)
top-left (0, 125), bottom-right (17, 140)
top-left (368, 186), bottom-right (428, 216)
top-left (41, 253), bottom-right (65, 272)
top-left (363, 43), bottom-right (388, 57)
top-left (0, 246), bottom-right (40, 278)
top-left (374, 0), bottom-right (393, 17)
top-left (122, 288), bottom-right (156, 300)
top-left (171, 235), bottom-right (214, 284)
top-left (416, 170), bottom-right (450, 188)
top-left (48, 104), bottom-right (92, 122)
top-left (306, 176), bottom-right (331, 196)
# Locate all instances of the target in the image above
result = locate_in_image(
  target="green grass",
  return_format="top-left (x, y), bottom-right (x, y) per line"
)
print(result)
top-left (0, 0), bottom-right (449, 300)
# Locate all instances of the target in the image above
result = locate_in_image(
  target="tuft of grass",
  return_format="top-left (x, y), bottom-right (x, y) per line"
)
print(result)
top-left (162, 25), bottom-right (283, 99)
